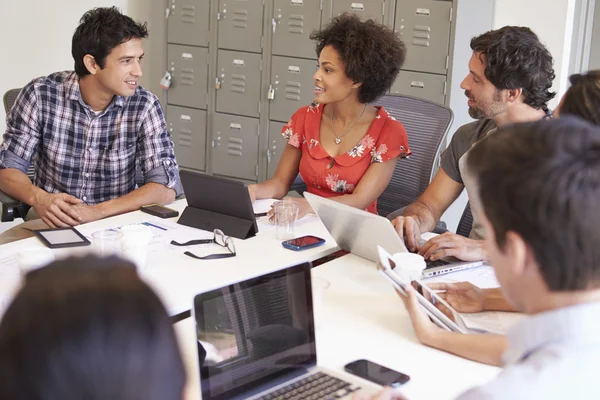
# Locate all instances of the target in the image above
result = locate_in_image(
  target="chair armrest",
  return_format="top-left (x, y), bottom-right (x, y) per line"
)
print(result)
top-left (0, 190), bottom-right (20, 209)
top-left (0, 190), bottom-right (28, 222)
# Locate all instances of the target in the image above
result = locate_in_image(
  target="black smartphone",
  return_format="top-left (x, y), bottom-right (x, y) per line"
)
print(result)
top-left (344, 359), bottom-right (410, 387)
top-left (140, 204), bottom-right (180, 218)
top-left (281, 235), bottom-right (326, 251)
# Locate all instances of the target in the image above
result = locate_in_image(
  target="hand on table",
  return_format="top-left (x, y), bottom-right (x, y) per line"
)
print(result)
top-left (69, 203), bottom-right (105, 224)
top-left (418, 232), bottom-right (486, 262)
top-left (391, 216), bottom-right (422, 252)
top-left (267, 197), bottom-right (314, 221)
top-left (33, 192), bottom-right (82, 228)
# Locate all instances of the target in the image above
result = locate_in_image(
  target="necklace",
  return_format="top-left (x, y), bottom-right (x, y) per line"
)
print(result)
top-left (330, 104), bottom-right (367, 144)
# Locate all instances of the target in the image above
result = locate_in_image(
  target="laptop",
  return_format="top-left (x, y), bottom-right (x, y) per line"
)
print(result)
top-left (193, 262), bottom-right (377, 400)
top-left (304, 192), bottom-right (483, 277)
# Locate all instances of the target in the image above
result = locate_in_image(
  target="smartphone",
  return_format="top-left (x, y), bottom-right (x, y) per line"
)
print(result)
top-left (281, 235), bottom-right (326, 251)
top-left (140, 204), bottom-right (180, 218)
top-left (344, 359), bottom-right (410, 387)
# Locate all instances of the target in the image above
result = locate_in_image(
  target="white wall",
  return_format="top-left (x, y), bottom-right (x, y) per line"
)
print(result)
top-left (0, 0), bottom-right (129, 134)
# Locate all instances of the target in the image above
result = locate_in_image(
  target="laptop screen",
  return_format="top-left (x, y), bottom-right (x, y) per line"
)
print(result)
top-left (194, 262), bottom-right (316, 400)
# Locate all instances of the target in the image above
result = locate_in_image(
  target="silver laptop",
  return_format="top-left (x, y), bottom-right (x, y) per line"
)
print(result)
top-left (193, 262), bottom-right (376, 400)
top-left (305, 192), bottom-right (483, 277)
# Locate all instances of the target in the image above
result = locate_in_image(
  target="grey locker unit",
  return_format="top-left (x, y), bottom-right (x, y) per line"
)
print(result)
top-left (271, 0), bottom-right (322, 60)
top-left (217, 0), bottom-right (265, 53)
top-left (269, 56), bottom-right (316, 123)
top-left (395, 0), bottom-right (452, 75)
top-left (212, 113), bottom-right (260, 181)
top-left (328, 0), bottom-right (385, 24)
top-left (167, 105), bottom-right (207, 171)
top-left (267, 121), bottom-right (286, 178)
top-left (216, 50), bottom-right (263, 118)
top-left (167, 0), bottom-right (210, 47)
top-left (391, 70), bottom-right (446, 105)
top-left (167, 45), bottom-right (209, 109)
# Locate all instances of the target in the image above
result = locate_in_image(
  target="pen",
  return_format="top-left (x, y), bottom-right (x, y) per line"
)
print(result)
top-left (142, 222), bottom-right (168, 231)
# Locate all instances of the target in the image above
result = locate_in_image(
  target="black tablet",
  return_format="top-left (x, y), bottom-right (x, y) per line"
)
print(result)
top-left (33, 227), bottom-right (91, 249)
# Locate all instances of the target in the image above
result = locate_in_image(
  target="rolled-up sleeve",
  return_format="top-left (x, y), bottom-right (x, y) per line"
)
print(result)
top-left (137, 99), bottom-right (184, 198)
top-left (0, 84), bottom-right (41, 172)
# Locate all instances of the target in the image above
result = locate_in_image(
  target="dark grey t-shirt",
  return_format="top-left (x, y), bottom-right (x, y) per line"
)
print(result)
top-left (440, 119), bottom-right (497, 239)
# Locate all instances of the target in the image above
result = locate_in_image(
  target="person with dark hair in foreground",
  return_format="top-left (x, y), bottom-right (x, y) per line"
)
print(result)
top-left (392, 26), bottom-right (555, 263)
top-left (359, 117), bottom-right (600, 399)
top-left (249, 13), bottom-right (410, 218)
top-left (0, 7), bottom-right (182, 244)
top-left (0, 255), bottom-right (186, 400)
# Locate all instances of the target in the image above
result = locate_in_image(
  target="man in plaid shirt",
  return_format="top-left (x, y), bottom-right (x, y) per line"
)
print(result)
top-left (0, 7), bottom-right (182, 242)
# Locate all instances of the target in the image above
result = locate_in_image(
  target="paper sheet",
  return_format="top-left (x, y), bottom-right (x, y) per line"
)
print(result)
top-left (253, 199), bottom-right (278, 214)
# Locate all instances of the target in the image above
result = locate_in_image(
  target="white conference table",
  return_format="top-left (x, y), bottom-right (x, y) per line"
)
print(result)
top-left (174, 252), bottom-right (500, 400)
top-left (0, 199), bottom-right (340, 317)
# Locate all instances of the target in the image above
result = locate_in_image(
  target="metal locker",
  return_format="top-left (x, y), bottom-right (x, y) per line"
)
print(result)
top-left (211, 113), bottom-right (260, 181)
top-left (215, 50), bottom-right (262, 118)
top-left (269, 56), bottom-right (316, 123)
top-left (166, 0), bottom-right (210, 46)
top-left (328, 0), bottom-right (385, 24)
top-left (267, 121), bottom-right (287, 178)
top-left (390, 71), bottom-right (446, 105)
top-left (395, 0), bottom-right (452, 75)
top-left (167, 45), bottom-right (209, 109)
top-left (217, 0), bottom-right (264, 53)
top-left (167, 105), bottom-right (207, 171)
top-left (271, 0), bottom-right (322, 59)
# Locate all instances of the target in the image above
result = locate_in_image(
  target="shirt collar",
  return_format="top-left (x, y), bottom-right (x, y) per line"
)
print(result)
top-left (503, 301), bottom-right (600, 365)
top-left (66, 71), bottom-right (126, 110)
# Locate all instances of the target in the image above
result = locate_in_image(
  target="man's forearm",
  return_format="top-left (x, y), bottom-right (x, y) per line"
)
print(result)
top-left (482, 288), bottom-right (515, 312)
top-left (96, 183), bottom-right (176, 218)
top-left (423, 331), bottom-right (507, 367)
top-left (0, 168), bottom-right (45, 206)
top-left (403, 200), bottom-right (438, 233)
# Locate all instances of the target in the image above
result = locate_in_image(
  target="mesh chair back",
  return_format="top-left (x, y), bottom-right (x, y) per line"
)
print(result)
top-left (3, 88), bottom-right (20, 115)
top-left (375, 95), bottom-right (453, 216)
top-left (456, 202), bottom-right (474, 238)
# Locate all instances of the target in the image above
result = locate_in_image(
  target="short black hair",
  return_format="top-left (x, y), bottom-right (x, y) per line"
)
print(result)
top-left (310, 13), bottom-right (406, 104)
top-left (468, 117), bottom-right (600, 291)
top-left (0, 256), bottom-right (186, 400)
top-left (470, 26), bottom-right (555, 111)
top-left (72, 7), bottom-right (148, 77)
top-left (560, 70), bottom-right (600, 126)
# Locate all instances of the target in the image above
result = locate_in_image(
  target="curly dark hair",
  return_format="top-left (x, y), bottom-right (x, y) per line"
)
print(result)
top-left (470, 26), bottom-right (555, 111)
top-left (560, 70), bottom-right (600, 126)
top-left (72, 7), bottom-right (148, 77)
top-left (310, 13), bottom-right (406, 104)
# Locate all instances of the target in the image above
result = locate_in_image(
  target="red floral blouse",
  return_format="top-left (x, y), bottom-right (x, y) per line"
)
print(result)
top-left (283, 103), bottom-right (411, 214)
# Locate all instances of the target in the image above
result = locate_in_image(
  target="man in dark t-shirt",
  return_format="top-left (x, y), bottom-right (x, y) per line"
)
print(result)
top-left (391, 26), bottom-right (555, 263)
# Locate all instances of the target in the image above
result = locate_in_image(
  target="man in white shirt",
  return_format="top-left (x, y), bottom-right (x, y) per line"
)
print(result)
top-left (360, 117), bottom-right (600, 399)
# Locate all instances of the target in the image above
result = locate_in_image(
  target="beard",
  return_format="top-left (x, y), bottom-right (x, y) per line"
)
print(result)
top-left (466, 90), bottom-right (504, 120)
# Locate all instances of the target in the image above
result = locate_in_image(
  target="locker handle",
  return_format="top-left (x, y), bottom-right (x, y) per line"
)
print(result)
top-left (266, 149), bottom-right (272, 164)
top-left (268, 85), bottom-right (275, 100)
top-left (215, 77), bottom-right (221, 90)
top-left (416, 8), bottom-right (431, 16)
top-left (229, 123), bottom-right (242, 130)
top-left (272, 18), bottom-right (277, 33)
top-left (291, 0), bottom-right (304, 4)
top-left (351, 3), bottom-right (365, 11)
top-left (410, 81), bottom-right (425, 89)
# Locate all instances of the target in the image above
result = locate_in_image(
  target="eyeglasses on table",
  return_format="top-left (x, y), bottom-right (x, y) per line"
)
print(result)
top-left (170, 229), bottom-right (236, 260)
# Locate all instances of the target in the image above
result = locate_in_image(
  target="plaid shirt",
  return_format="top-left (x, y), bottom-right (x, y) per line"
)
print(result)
top-left (0, 71), bottom-right (182, 204)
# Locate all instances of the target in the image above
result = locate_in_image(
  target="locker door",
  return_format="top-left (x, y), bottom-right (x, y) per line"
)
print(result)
top-left (217, 0), bottom-right (264, 53)
top-left (390, 71), bottom-right (446, 105)
top-left (272, 0), bottom-right (322, 59)
top-left (328, 0), bottom-right (384, 24)
top-left (167, 45), bottom-right (209, 109)
top-left (395, 0), bottom-right (452, 75)
top-left (211, 113), bottom-right (260, 181)
top-left (267, 121), bottom-right (287, 178)
top-left (167, 0), bottom-right (210, 46)
top-left (167, 105), bottom-right (207, 171)
top-left (269, 56), bottom-right (316, 122)
top-left (216, 50), bottom-right (262, 118)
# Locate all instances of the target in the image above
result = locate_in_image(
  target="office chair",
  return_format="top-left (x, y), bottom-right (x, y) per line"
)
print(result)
top-left (375, 94), bottom-right (453, 217)
top-left (455, 202), bottom-right (474, 238)
top-left (1, 88), bottom-right (33, 222)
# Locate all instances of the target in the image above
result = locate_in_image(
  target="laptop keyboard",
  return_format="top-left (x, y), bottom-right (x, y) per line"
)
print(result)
top-left (425, 258), bottom-right (451, 269)
top-left (257, 371), bottom-right (360, 400)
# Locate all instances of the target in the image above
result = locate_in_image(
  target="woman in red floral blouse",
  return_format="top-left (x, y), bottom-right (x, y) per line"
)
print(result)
top-left (248, 14), bottom-right (411, 218)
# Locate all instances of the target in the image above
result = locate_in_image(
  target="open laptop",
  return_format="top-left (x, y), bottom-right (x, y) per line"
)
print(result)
top-left (304, 192), bottom-right (483, 277)
top-left (193, 262), bottom-right (377, 400)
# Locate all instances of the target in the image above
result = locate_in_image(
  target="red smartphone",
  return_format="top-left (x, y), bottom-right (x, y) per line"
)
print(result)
top-left (281, 235), bottom-right (326, 251)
